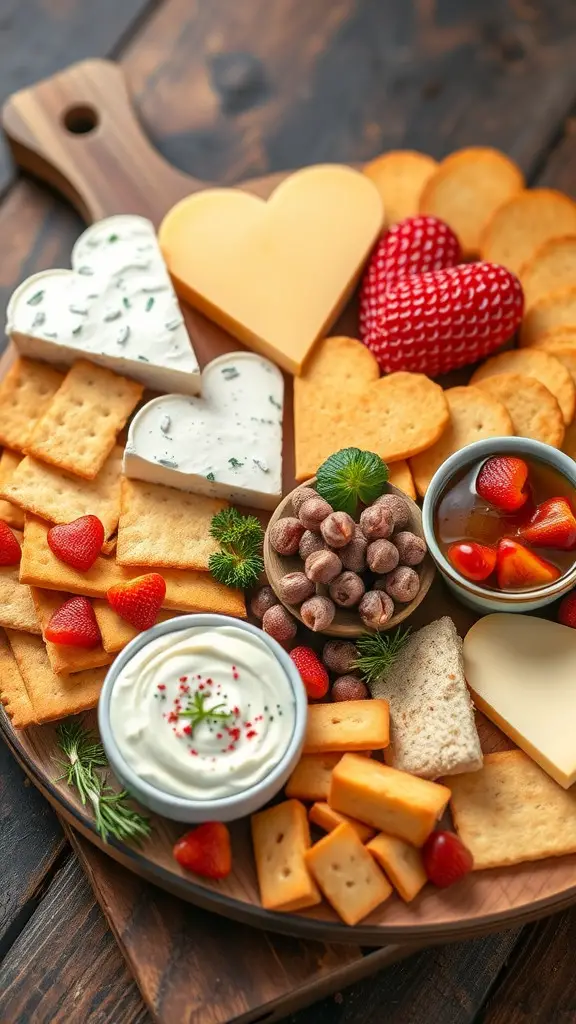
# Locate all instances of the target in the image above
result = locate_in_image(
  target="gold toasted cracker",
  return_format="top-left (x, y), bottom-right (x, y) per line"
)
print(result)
top-left (21, 516), bottom-right (246, 617)
top-left (519, 235), bottom-right (576, 309)
top-left (25, 361), bottom-right (143, 480)
top-left (0, 449), bottom-right (24, 528)
top-left (294, 337), bottom-right (449, 481)
top-left (474, 373), bottom-right (565, 448)
top-left (545, 348), bottom-right (576, 388)
top-left (470, 349), bottom-right (576, 425)
top-left (6, 630), bottom-right (105, 724)
top-left (519, 287), bottom-right (576, 349)
top-left (363, 150), bottom-right (438, 225)
top-left (447, 749), bottom-right (576, 870)
top-left (419, 147), bottom-right (523, 256)
top-left (305, 823), bottom-right (392, 926)
top-left (525, 328), bottom-right (576, 353)
top-left (92, 599), bottom-right (176, 653)
top-left (30, 587), bottom-right (113, 676)
top-left (0, 529), bottom-right (41, 635)
top-left (0, 446), bottom-right (123, 540)
top-left (481, 189), bottom-right (576, 275)
top-left (410, 386), bottom-right (513, 497)
top-left (0, 629), bottom-right (37, 728)
top-left (387, 460), bottom-right (416, 500)
top-left (117, 478), bottom-right (225, 570)
top-left (562, 416), bottom-right (576, 461)
top-left (0, 358), bottom-right (64, 453)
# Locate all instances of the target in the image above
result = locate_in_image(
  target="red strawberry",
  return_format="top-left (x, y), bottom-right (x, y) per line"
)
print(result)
top-left (447, 541), bottom-right (497, 582)
top-left (45, 596), bottom-right (101, 648)
top-left (48, 515), bottom-right (105, 571)
top-left (107, 573), bottom-right (166, 631)
top-left (519, 497), bottom-right (576, 550)
top-left (173, 821), bottom-right (232, 879)
top-left (558, 591), bottom-right (576, 628)
top-left (366, 262), bottom-right (524, 376)
top-left (289, 646), bottom-right (329, 700)
top-left (476, 456), bottom-right (529, 512)
top-left (359, 215), bottom-right (461, 348)
top-left (422, 831), bottom-right (473, 888)
top-left (496, 538), bottom-right (560, 590)
top-left (0, 521), bottom-right (21, 565)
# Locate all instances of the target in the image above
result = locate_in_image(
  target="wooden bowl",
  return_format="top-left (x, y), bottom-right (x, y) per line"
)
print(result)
top-left (264, 478), bottom-right (435, 638)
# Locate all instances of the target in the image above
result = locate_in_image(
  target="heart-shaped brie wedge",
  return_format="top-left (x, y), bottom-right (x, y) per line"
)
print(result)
top-left (7, 215), bottom-right (201, 395)
top-left (124, 352), bottom-right (284, 510)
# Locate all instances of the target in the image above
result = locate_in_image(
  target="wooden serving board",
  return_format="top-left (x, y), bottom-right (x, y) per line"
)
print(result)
top-left (2, 57), bottom-right (576, 947)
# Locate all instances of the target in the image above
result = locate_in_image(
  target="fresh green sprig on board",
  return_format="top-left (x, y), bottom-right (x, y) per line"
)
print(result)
top-left (209, 507), bottom-right (264, 589)
top-left (316, 448), bottom-right (389, 517)
top-left (353, 628), bottom-right (411, 687)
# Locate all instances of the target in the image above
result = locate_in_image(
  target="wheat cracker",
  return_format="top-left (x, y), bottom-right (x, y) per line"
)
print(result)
top-left (410, 386), bottom-right (513, 497)
top-left (519, 287), bottom-right (576, 349)
top-left (447, 749), bottom-right (576, 870)
top-left (543, 348), bottom-right (576, 389)
top-left (6, 629), bottom-right (105, 724)
top-left (387, 460), bottom-right (416, 499)
top-left (0, 628), bottom-right (37, 728)
top-left (474, 373), bottom-right (564, 447)
top-left (0, 358), bottom-right (64, 452)
top-left (30, 587), bottom-right (113, 676)
top-left (93, 599), bottom-right (176, 653)
top-left (519, 235), bottom-right (576, 309)
top-left (0, 449), bottom-right (24, 528)
top-left (117, 478), bottom-right (225, 570)
top-left (481, 189), bottom-right (576, 275)
top-left (470, 349), bottom-right (575, 425)
top-left (419, 147), bottom-right (523, 256)
top-left (524, 327), bottom-right (576, 353)
top-left (0, 529), bottom-right (40, 635)
top-left (363, 150), bottom-right (438, 225)
top-left (25, 361), bottom-right (143, 480)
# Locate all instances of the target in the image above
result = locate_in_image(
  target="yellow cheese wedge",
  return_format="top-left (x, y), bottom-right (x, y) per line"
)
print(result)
top-left (158, 165), bottom-right (384, 375)
top-left (464, 614), bottom-right (576, 789)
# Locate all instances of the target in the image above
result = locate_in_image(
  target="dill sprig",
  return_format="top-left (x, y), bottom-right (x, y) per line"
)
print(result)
top-left (178, 691), bottom-right (232, 732)
top-left (54, 721), bottom-right (152, 846)
top-left (353, 627), bottom-right (411, 686)
top-left (209, 507), bottom-right (264, 590)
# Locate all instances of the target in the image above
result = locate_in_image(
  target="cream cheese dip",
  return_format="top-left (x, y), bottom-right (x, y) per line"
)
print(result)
top-left (108, 625), bottom-right (296, 801)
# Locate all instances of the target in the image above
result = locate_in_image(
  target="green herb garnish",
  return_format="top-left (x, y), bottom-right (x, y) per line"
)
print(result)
top-left (353, 628), bottom-right (410, 687)
top-left (206, 471), bottom-right (216, 482)
top-left (27, 290), bottom-right (44, 306)
top-left (178, 691), bottom-right (232, 732)
top-left (209, 507), bottom-right (264, 590)
top-left (316, 447), bottom-right (389, 517)
top-left (229, 457), bottom-right (244, 468)
top-left (54, 721), bottom-right (151, 846)
top-left (145, 296), bottom-right (155, 311)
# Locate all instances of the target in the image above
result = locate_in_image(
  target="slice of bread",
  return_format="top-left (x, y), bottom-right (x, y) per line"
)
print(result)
top-left (370, 617), bottom-right (483, 779)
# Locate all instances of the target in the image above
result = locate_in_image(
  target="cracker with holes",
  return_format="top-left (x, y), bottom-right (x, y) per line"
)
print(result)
top-left (470, 349), bottom-right (575, 425)
top-left (0, 449), bottom-right (24, 528)
top-left (309, 802), bottom-right (376, 843)
top-left (24, 361), bottom-right (143, 479)
top-left (0, 358), bottom-right (64, 453)
top-left (303, 700), bottom-right (389, 754)
top-left (474, 374), bottom-right (565, 448)
top-left (251, 799), bottom-right (321, 912)
top-left (305, 822), bottom-right (392, 925)
top-left (5, 629), bottom-right (106, 724)
top-left (0, 549), bottom-right (41, 635)
top-left (30, 588), bottom-right (113, 676)
top-left (0, 629), bottom-right (37, 729)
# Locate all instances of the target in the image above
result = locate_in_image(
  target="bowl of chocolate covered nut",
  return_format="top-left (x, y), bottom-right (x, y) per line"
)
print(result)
top-left (263, 448), bottom-right (435, 638)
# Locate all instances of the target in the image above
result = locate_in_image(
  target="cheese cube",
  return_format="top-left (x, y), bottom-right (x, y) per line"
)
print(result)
top-left (251, 799), bottom-right (321, 912)
top-left (305, 823), bottom-right (392, 926)
top-left (329, 753), bottom-right (450, 846)
top-left (367, 833), bottom-right (427, 902)
top-left (303, 700), bottom-right (389, 753)
top-left (309, 802), bottom-right (376, 843)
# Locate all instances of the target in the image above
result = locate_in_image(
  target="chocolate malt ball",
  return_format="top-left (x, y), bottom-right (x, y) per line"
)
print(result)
top-left (367, 538), bottom-right (400, 574)
top-left (394, 531), bottom-right (427, 566)
top-left (291, 486), bottom-right (318, 514)
top-left (298, 529), bottom-right (327, 560)
top-left (304, 548), bottom-right (342, 584)
top-left (331, 676), bottom-right (370, 701)
top-left (250, 585), bottom-right (278, 620)
top-left (269, 516), bottom-right (304, 556)
top-left (340, 526), bottom-right (368, 572)
top-left (277, 572), bottom-right (315, 604)
top-left (301, 595), bottom-right (336, 631)
top-left (329, 571), bottom-right (365, 608)
top-left (320, 511), bottom-right (355, 548)
top-left (298, 496), bottom-right (333, 531)
top-left (373, 492), bottom-right (410, 529)
top-left (385, 565), bottom-right (420, 603)
top-left (262, 604), bottom-right (297, 642)
top-left (322, 640), bottom-right (358, 675)
top-left (359, 590), bottom-right (395, 629)
top-left (360, 503), bottom-right (394, 540)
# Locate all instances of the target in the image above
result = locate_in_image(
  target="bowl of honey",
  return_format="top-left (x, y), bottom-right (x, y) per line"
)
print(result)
top-left (422, 437), bottom-right (576, 614)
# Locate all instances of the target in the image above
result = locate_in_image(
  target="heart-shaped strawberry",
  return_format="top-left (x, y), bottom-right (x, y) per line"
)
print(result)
top-left (48, 515), bottom-right (105, 571)
top-left (45, 596), bottom-right (101, 648)
top-left (519, 497), bottom-right (576, 550)
top-left (107, 573), bottom-right (166, 631)
top-left (496, 538), bottom-right (560, 590)
top-left (359, 215), bottom-right (461, 349)
top-left (476, 456), bottom-right (529, 513)
top-left (366, 262), bottom-right (524, 376)
top-left (0, 521), bottom-right (21, 566)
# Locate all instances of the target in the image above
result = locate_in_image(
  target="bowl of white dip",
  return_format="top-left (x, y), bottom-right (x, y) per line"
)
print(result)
top-left (98, 614), bottom-right (307, 822)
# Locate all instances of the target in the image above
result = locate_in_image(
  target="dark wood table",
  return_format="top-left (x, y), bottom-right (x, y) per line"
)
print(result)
top-left (2, 1), bottom-right (576, 1020)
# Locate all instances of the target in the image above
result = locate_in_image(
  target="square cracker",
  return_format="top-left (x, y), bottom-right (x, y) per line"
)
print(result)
top-left (25, 361), bottom-right (143, 480)
top-left (0, 449), bottom-right (24, 528)
top-left (117, 478), bottom-right (225, 570)
top-left (0, 446), bottom-right (123, 540)
top-left (446, 749), bottom-right (576, 870)
top-left (31, 587), bottom-right (114, 676)
top-left (92, 599), bottom-right (176, 653)
top-left (305, 822), bottom-right (392, 926)
top-left (0, 358), bottom-right (64, 452)
top-left (6, 629), bottom-right (105, 724)
top-left (0, 531), bottom-right (40, 634)
top-left (0, 629), bottom-right (37, 728)
top-left (21, 516), bottom-right (246, 618)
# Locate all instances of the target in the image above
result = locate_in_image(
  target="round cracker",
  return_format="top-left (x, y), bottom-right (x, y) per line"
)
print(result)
top-left (470, 349), bottom-right (575, 425)
top-left (363, 150), bottom-right (438, 226)
top-left (410, 385), bottom-right (514, 497)
top-left (473, 373), bottom-right (565, 448)
top-left (562, 418), bottom-right (576, 462)
top-left (519, 235), bottom-right (576, 309)
top-left (539, 347), bottom-right (576, 388)
top-left (524, 327), bottom-right (576, 352)
top-left (519, 286), bottom-right (576, 348)
top-left (419, 147), bottom-right (523, 257)
top-left (480, 189), bottom-right (576, 275)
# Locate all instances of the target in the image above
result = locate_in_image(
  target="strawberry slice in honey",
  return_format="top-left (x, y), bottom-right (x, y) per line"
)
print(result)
top-left (476, 456), bottom-right (529, 512)
top-left (447, 541), bottom-right (497, 582)
top-left (496, 538), bottom-right (560, 590)
top-left (519, 497), bottom-right (576, 551)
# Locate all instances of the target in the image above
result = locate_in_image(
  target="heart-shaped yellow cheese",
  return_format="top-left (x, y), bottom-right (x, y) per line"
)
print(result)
top-left (158, 165), bottom-right (384, 375)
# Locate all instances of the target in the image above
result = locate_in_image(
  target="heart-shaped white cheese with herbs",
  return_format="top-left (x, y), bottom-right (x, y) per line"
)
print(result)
top-left (7, 215), bottom-right (201, 395)
top-left (124, 352), bottom-right (284, 510)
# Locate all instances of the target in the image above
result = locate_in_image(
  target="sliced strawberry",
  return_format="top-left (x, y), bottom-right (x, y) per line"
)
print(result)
top-left (48, 515), bottom-right (105, 571)
top-left (476, 456), bottom-right (529, 512)
top-left (447, 541), bottom-right (497, 582)
top-left (106, 573), bottom-right (166, 631)
top-left (496, 538), bottom-right (560, 590)
top-left (558, 591), bottom-right (576, 629)
top-left (519, 497), bottom-right (576, 550)
top-left (45, 596), bottom-right (101, 648)
top-left (422, 831), bottom-right (473, 888)
top-left (173, 821), bottom-right (232, 879)
top-left (0, 521), bottom-right (21, 565)
top-left (289, 646), bottom-right (329, 700)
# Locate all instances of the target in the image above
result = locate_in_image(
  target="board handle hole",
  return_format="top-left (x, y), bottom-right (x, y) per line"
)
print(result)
top-left (63, 104), bottom-right (99, 135)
